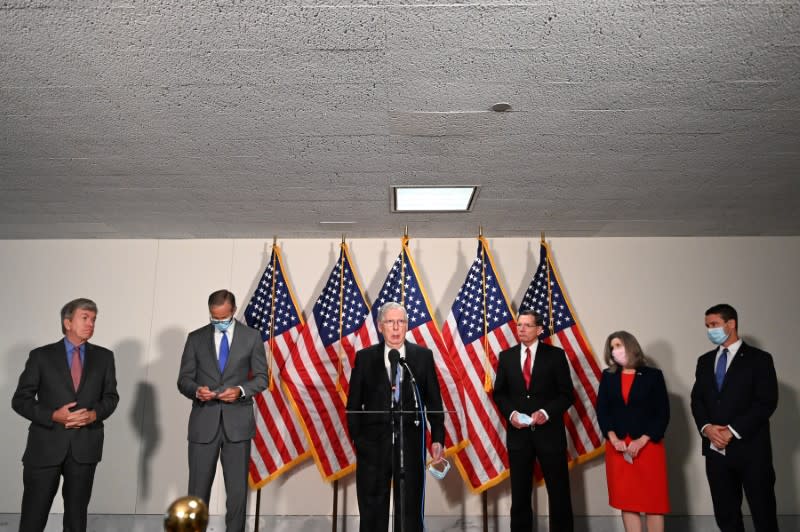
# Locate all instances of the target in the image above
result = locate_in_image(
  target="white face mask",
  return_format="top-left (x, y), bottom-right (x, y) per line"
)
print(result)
top-left (611, 347), bottom-right (628, 367)
top-left (428, 458), bottom-right (451, 480)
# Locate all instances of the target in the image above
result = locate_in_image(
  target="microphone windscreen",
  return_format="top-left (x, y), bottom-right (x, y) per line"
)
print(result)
top-left (388, 349), bottom-right (400, 364)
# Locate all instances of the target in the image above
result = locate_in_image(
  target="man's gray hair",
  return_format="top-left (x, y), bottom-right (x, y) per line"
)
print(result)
top-left (377, 301), bottom-right (407, 322)
top-left (61, 298), bottom-right (98, 334)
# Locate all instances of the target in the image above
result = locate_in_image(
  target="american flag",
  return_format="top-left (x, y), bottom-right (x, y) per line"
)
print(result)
top-left (370, 237), bottom-right (468, 456)
top-left (244, 245), bottom-right (310, 488)
top-left (519, 241), bottom-right (604, 467)
top-left (282, 242), bottom-right (379, 481)
top-left (442, 236), bottom-right (517, 492)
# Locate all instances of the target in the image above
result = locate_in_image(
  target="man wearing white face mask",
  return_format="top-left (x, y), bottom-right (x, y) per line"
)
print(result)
top-left (178, 289), bottom-right (268, 532)
top-left (690, 304), bottom-right (778, 532)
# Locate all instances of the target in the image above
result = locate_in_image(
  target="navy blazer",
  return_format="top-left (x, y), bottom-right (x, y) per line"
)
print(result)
top-left (596, 365), bottom-right (669, 443)
top-left (690, 342), bottom-right (777, 459)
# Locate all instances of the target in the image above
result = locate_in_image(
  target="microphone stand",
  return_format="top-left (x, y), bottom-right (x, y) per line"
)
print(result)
top-left (395, 366), bottom-right (406, 532)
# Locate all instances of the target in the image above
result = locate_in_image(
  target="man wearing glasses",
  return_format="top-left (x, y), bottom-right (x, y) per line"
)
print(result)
top-left (493, 310), bottom-right (575, 532)
top-left (347, 301), bottom-right (445, 532)
top-left (177, 289), bottom-right (267, 532)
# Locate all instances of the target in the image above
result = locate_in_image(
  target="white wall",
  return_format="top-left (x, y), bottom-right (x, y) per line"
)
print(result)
top-left (1, 236), bottom-right (798, 517)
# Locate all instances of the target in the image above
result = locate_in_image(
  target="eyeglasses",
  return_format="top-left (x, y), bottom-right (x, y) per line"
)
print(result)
top-left (382, 319), bottom-right (407, 327)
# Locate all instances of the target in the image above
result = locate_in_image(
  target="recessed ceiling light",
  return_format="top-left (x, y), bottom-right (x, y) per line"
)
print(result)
top-left (392, 186), bottom-right (479, 212)
top-left (319, 221), bottom-right (356, 224)
top-left (491, 102), bottom-right (512, 112)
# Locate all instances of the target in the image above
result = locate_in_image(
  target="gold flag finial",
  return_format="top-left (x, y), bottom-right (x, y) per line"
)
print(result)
top-left (404, 225), bottom-right (409, 238)
top-left (341, 234), bottom-right (346, 244)
top-left (540, 231), bottom-right (545, 243)
top-left (479, 225), bottom-right (483, 237)
top-left (273, 235), bottom-right (277, 247)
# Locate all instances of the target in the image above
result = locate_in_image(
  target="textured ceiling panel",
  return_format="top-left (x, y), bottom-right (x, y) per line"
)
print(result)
top-left (1, 0), bottom-right (798, 238)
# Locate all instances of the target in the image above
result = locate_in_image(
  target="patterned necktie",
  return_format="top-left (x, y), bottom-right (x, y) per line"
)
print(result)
top-left (219, 331), bottom-right (229, 373)
top-left (523, 347), bottom-right (532, 389)
top-left (71, 346), bottom-right (82, 391)
top-left (715, 348), bottom-right (729, 391)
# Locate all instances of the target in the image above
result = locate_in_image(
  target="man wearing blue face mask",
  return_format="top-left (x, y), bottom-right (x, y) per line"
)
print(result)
top-left (690, 304), bottom-right (778, 532)
top-left (178, 289), bottom-right (268, 532)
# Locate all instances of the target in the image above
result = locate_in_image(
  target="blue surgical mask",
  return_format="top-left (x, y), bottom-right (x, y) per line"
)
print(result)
top-left (211, 318), bottom-right (234, 332)
top-left (428, 458), bottom-right (451, 480)
top-left (707, 326), bottom-right (729, 345)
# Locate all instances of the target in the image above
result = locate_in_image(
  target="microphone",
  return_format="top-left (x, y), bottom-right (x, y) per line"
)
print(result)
top-left (388, 349), bottom-right (400, 366)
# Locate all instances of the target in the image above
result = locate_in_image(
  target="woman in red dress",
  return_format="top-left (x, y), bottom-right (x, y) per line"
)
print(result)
top-left (597, 331), bottom-right (670, 532)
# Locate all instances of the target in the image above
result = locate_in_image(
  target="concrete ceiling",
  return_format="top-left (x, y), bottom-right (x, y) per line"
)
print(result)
top-left (1, 0), bottom-right (799, 239)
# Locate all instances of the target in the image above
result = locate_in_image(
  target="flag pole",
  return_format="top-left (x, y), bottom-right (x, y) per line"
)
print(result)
top-left (479, 228), bottom-right (492, 393)
top-left (542, 234), bottom-right (555, 336)
top-left (267, 238), bottom-right (278, 391)
top-left (402, 224), bottom-right (409, 305)
top-left (254, 488), bottom-right (262, 532)
top-left (254, 237), bottom-right (278, 532)
top-left (479, 226), bottom-right (491, 532)
top-left (332, 234), bottom-right (347, 532)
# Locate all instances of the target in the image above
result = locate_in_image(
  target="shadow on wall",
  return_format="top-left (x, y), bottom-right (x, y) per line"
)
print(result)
top-left (117, 336), bottom-right (161, 504)
top-left (774, 380), bottom-right (799, 512)
top-left (4, 342), bottom-right (37, 511)
top-left (645, 339), bottom-right (692, 515)
top-left (745, 335), bottom-right (799, 512)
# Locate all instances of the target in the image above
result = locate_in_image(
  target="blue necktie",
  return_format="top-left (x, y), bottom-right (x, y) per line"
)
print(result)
top-left (715, 348), bottom-right (728, 391)
top-left (219, 331), bottom-right (229, 373)
top-left (391, 360), bottom-right (401, 404)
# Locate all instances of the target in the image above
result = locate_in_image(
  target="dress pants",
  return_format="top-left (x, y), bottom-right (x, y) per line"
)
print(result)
top-left (188, 424), bottom-right (250, 532)
top-left (355, 422), bottom-right (426, 532)
top-left (19, 448), bottom-right (97, 532)
top-left (705, 449), bottom-right (778, 532)
top-left (508, 432), bottom-right (573, 532)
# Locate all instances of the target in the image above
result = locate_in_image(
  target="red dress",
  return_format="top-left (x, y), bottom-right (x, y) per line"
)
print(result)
top-left (605, 372), bottom-right (670, 513)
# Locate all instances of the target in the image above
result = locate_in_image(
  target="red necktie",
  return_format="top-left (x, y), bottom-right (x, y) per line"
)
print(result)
top-left (71, 346), bottom-right (82, 391)
top-left (522, 347), bottom-right (532, 389)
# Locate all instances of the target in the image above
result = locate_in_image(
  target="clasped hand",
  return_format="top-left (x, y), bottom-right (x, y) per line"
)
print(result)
top-left (608, 431), bottom-right (649, 458)
top-left (510, 410), bottom-right (547, 429)
top-left (704, 424), bottom-right (733, 449)
top-left (52, 402), bottom-right (96, 429)
top-left (196, 386), bottom-right (241, 403)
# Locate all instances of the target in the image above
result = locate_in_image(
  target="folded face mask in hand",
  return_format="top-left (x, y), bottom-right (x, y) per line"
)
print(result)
top-left (516, 413), bottom-right (533, 426)
top-left (428, 458), bottom-right (451, 480)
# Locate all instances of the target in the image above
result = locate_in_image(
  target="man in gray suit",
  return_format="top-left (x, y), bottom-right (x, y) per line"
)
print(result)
top-left (178, 289), bottom-right (268, 532)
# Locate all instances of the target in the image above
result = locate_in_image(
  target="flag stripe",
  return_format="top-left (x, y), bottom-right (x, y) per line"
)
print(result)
top-left (281, 244), bottom-right (378, 481)
top-left (244, 247), bottom-right (310, 489)
top-left (518, 241), bottom-right (604, 475)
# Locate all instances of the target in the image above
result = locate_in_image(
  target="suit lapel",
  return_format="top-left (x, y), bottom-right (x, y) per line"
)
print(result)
top-left (206, 325), bottom-right (223, 377)
top-left (55, 341), bottom-right (74, 390)
top-left (720, 343), bottom-right (746, 391)
top-left (527, 343), bottom-right (543, 390)
top-left (78, 343), bottom-right (95, 392)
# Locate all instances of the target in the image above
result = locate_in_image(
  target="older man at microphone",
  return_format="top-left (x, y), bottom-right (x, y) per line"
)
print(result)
top-left (346, 301), bottom-right (445, 532)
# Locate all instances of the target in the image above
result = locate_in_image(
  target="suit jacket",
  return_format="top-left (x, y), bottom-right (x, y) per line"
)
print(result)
top-left (12, 340), bottom-right (119, 466)
top-left (596, 366), bottom-right (669, 442)
top-left (690, 341), bottom-right (777, 459)
top-left (177, 321), bottom-right (268, 443)
top-left (493, 342), bottom-right (574, 452)
top-left (346, 341), bottom-right (444, 445)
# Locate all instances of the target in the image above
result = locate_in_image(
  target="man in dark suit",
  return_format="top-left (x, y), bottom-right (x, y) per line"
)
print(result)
top-left (493, 310), bottom-right (574, 532)
top-left (177, 289), bottom-right (268, 532)
top-left (690, 303), bottom-right (779, 532)
top-left (12, 298), bottom-right (119, 532)
top-left (346, 301), bottom-right (445, 532)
